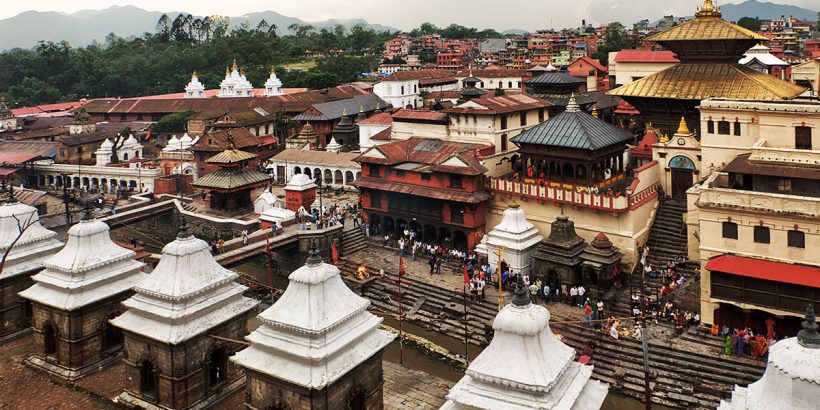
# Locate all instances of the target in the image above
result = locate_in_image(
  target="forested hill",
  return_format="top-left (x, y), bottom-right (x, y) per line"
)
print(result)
top-left (0, 22), bottom-right (391, 108)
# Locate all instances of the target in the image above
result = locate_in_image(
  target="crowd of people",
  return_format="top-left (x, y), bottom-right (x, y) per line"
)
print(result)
top-left (295, 202), bottom-right (360, 231)
top-left (710, 317), bottom-right (779, 361)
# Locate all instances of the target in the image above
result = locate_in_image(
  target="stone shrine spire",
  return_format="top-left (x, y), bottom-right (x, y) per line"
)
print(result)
top-left (184, 70), bottom-right (206, 98)
top-left (263, 66), bottom-right (284, 96)
top-left (718, 304), bottom-right (820, 410)
top-left (218, 59), bottom-right (254, 98)
top-left (441, 276), bottom-right (608, 409)
top-left (475, 202), bottom-right (543, 275)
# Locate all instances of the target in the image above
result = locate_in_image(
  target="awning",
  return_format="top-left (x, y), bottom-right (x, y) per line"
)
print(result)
top-left (706, 255), bottom-right (820, 288)
top-left (0, 152), bottom-right (40, 164)
top-left (0, 167), bottom-right (19, 177)
top-left (259, 136), bottom-right (278, 145)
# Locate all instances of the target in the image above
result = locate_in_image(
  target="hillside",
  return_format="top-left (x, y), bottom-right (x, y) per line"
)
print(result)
top-left (720, 0), bottom-right (817, 22)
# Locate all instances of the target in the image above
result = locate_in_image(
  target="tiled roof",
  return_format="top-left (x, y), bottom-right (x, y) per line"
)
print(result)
top-left (357, 112), bottom-right (393, 125)
top-left (0, 141), bottom-right (59, 160)
top-left (391, 109), bottom-right (447, 122)
top-left (370, 127), bottom-right (392, 141)
top-left (419, 77), bottom-right (458, 86)
top-left (526, 72), bottom-right (585, 85)
top-left (292, 93), bottom-right (385, 122)
top-left (444, 94), bottom-right (550, 115)
top-left (510, 109), bottom-right (633, 150)
top-left (383, 69), bottom-right (455, 81)
top-left (354, 178), bottom-right (491, 204)
top-left (192, 167), bottom-right (271, 191)
top-left (608, 63), bottom-right (805, 100)
top-left (455, 68), bottom-right (530, 78)
top-left (425, 91), bottom-right (462, 100)
top-left (11, 101), bottom-right (83, 117)
top-left (570, 56), bottom-right (607, 73)
top-left (270, 149), bottom-right (360, 167)
top-left (193, 127), bottom-right (260, 151)
top-left (354, 138), bottom-right (489, 176)
top-left (613, 50), bottom-right (680, 63)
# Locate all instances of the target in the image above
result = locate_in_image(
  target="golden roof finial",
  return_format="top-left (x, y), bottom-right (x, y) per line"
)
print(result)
top-left (359, 104), bottom-right (364, 113)
top-left (192, 70), bottom-right (198, 78)
top-left (591, 107), bottom-right (599, 118)
top-left (646, 121), bottom-right (654, 131)
top-left (674, 116), bottom-right (691, 136)
top-left (696, 0), bottom-right (721, 18)
top-left (240, 67), bottom-right (245, 76)
top-left (231, 59), bottom-right (238, 71)
top-left (225, 66), bottom-right (230, 76)
top-left (270, 66), bottom-right (276, 75)
top-left (659, 132), bottom-right (670, 144)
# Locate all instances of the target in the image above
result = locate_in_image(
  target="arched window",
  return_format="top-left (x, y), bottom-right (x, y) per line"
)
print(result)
top-left (293, 166), bottom-right (302, 175)
top-left (562, 163), bottom-right (574, 181)
top-left (576, 164), bottom-right (587, 181)
top-left (123, 152), bottom-right (128, 160)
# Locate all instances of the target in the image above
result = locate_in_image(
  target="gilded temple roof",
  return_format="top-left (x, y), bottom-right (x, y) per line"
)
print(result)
top-left (647, 1), bottom-right (766, 43)
top-left (608, 63), bottom-right (805, 101)
top-left (205, 148), bottom-right (257, 164)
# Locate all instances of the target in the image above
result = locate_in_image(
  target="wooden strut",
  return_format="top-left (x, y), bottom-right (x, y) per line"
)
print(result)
top-left (208, 334), bottom-right (251, 346)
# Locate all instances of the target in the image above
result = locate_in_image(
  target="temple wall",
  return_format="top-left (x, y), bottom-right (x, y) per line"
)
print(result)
top-left (0, 273), bottom-right (36, 340)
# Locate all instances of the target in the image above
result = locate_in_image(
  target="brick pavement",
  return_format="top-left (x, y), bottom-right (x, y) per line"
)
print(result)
top-left (382, 361), bottom-right (450, 409)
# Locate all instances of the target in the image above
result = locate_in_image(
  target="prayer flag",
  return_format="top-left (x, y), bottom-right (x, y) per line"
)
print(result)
top-left (463, 264), bottom-right (470, 285)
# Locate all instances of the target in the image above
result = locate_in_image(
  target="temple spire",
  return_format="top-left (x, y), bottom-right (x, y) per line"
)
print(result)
top-left (177, 214), bottom-right (192, 239)
top-left (566, 93), bottom-right (580, 113)
top-left (511, 275), bottom-right (531, 307)
top-left (305, 239), bottom-right (323, 266)
top-left (797, 303), bottom-right (820, 348)
top-left (231, 59), bottom-right (238, 71)
top-left (696, 0), bottom-right (721, 17)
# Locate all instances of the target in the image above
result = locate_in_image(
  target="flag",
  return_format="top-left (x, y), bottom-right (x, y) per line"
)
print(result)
top-left (463, 264), bottom-right (470, 285)
top-left (331, 242), bottom-right (339, 264)
top-left (399, 257), bottom-right (406, 276)
top-left (144, 129), bottom-right (151, 142)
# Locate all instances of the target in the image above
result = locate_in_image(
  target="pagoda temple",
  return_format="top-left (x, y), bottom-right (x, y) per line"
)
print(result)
top-left (718, 305), bottom-right (820, 410)
top-left (20, 209), bottom-right (146, 380)
top-left (192, 133), bottom-right (271, 212)
top-left (231, 242), bottom-right (395, 410)
top-left (0, 190), bottom-right (63, 342)
top-left (610, 0), bottom-right (805, 135)
top-left (441, 277), bottom-right (608, 409)
top-left (331, 107), bottom-right (360, 152)
top-left (110, 218), bottom-right (257, 409)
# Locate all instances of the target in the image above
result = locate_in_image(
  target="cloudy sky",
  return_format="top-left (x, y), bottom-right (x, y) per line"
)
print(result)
top-left (1, 0), bottom-right (816, 30)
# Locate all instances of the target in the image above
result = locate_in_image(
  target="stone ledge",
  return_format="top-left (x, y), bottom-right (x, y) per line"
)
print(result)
top-left (116, 376), bottom-right (245, 410)
top-left (25, 351), bottom-right (123, 382)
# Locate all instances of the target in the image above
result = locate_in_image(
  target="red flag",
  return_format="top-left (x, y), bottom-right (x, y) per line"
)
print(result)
top-left (463, 264), bottom-right (470, 285)
top-left (399, 257), bottom-right (406, 276)
top-left (331, 242), bottom-right (339, 264)
top-left (144, 129), bottom-right (151, 141)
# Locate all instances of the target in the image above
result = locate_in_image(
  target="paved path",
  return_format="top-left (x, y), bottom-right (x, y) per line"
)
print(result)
top-left (383, 361), bottom-right (450, 409)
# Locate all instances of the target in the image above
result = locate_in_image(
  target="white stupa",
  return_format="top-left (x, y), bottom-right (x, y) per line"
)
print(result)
top-left (325, 136), bottom-right (343, 153)
top-left (263, 66), bottom-right (284, 96)
top-left (119, 134), bottom-right (142, 161)
top-left (218, 59), bottom-right (254, 98)
top-left (253, 188), bottom-right (278, 214)
top-left (95, 138), bottom-right (115, 166)
top-left (231, 243), bottom-right (395, 389)
top-left (0, 191), bottom-right (63, 279)
top-left (441, 277), bottom-right (608, 410)
top-left (718, 305), bottom-right (820, 410)
top-left (475, 202), bottom-right (543, 275)
top-left (19, 210), bottom-right (146, 311)
top-left (110, 218), bottom-right (257, 344)
top-left (184, 71), bottom-right (206, 99)
top-left (163, 134), bottom-right (181, 152)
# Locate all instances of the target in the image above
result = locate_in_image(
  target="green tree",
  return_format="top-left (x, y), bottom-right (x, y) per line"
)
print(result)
top-left (737, 17), bottom-right (762, 32)
top-left (151, 110), bottom-right (194, 133)
top-left (591, 22), bottom-right (633, 66)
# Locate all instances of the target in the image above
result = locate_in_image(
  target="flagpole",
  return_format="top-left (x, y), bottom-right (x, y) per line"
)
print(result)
top-left (264, 233), bottom-right (273, 306)
top-left (462, 265), bottom-right (469, 365)
top-left (398, 257), bottom-right (404, 366)
top-left (497, 246), bottom-right (505, 311)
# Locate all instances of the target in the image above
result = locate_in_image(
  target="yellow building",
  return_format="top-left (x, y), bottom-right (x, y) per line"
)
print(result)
top-left (687, 98), bottom-right (820, 335)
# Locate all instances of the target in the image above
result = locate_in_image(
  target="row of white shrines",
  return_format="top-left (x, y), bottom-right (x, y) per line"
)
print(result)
top-left (0, 192), bottom-right (818, 409)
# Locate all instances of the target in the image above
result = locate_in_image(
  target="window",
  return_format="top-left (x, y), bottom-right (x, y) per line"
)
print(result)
top-left (717, 121), bottom-right (730, 135)
top-left (508, 81), bottom-right (513, 88)
top-left (501, 134), bottom-right (508, 151)
top-left (733, 122), bottom-right (741, 136)
top-left (753, 226), bottom-right (770, 244)
top-left (778, 179), bottom-right (792, 192)
top-left (788, 230), bottom-right (805, 248)
top-left (400, 85), bottom-right (405, 94)
top-left (520, 112), bottom-right (527, 127)
top-left (538, 108), bottom-right (545, 122)
top-left (395, 170), bottom-right (406, 178)
top-left (421, 173), bottom-right (431, 181)
top-left (368, 165), bottom-right (380, 177)
top-left (707, 120), bottom-right (715, 134)
top-left (451, 204), bottom-right (465, 223)
top-left (500, 115), bottom-right (507, 129)
top-left (722, 222), bottom-right (738, 239)
top-left (796, 126), bottom-right (812, 150)
top-left (370, 191), bottom-right (381, 207)
top-left (449, 174), bottom-right (463, 189)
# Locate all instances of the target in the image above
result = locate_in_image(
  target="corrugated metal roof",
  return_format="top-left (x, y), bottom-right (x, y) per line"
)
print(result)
top-left (192, 168), bottom-right (271, 191)
top-left (205, 149), bottom-right (257, 164)
top-left (510, 110), bottom-right (633, 150)
top-left (526, 72), bottom-right (585, 85)
top-left (608, 63), bottom-right (805, 100)
top-left (292, 94), bottom-right (385, 122)
top-left (723, 153), bottom-right (820, 180)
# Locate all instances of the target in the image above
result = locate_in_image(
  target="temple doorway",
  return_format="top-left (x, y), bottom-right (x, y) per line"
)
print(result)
top-left (43, 322), bottom-right (57, 356)
top-left (140, 360), bottom-right (158, 399)
top-left (348, 386), bottom-right (366, 410)
top-left (208, 348), bottom-right (227, 388)
top-left (668, 155), bottom-right (696, 197)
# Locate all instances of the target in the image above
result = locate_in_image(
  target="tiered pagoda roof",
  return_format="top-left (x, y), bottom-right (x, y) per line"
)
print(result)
top-left (442, 277), bottom-right (608, 409)
top-left (0, 192), bottom-right (63, 279)
top-left (110, 219), bottom-right (257, 344)
top-left (232, 244), bottom-right (394, 389)
top-left (19, 211), bottom-right (146, 310)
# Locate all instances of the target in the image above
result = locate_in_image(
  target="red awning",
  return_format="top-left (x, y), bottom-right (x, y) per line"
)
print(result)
top-left (259, 136), bottom-right (278, 145)
top-left (0, 152), bottom-right (40, 164)
top-left (706, 255), bottom-right (820, 288)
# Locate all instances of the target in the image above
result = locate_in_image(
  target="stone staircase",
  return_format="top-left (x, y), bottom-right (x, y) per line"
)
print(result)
top-left (341, 226), bottom-right (367, 256)
top-left (634, 199), bottom-right (699, 292)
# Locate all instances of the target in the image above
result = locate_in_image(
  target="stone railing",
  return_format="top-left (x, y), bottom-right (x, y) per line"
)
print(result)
top-left (697, 172), bottom-right (820, 218)
top-left (32, 163), bottom-right (164, 178)
top-left (749, 138), bottom-right (820, 166)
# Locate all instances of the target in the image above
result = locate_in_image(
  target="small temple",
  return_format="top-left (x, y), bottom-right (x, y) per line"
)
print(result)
top-left (718, 305), bottom-right (820, 410)
top-left (441, 277), bottom-right (608, 409)
top-left (0, 189), bottom-right (63, 342)
top-left (110, 217), bottom-right (257, 408)
top-left (232, 242), bottom-right (395, 409)
top-left (609, 0), bottom-right (805, 134)
top-left (192, 132), bottom-right (271, 212)
top-left (184, 71), bottom-right (206, 99)
top-left (263, 66), bottom-right (284, 96)
top-left (509, 94), bottom-right (633, 190)
top-left (19, 208), bottom-right (146, 380)
top-left (331, 107), bottom-right (359, 152)
top-left (287, 122), bottom-right (321, 151)
top-left (218, 59), bottom-right (254, 98)
top-left (475, 202), bottom-right (543, 275)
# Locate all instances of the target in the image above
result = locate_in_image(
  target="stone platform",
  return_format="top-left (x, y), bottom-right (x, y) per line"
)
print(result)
top-left (25, 351), bottom-right (123, 382)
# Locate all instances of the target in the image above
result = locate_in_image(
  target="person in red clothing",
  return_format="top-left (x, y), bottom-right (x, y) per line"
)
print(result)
top-left (584, 300), bottom-right (593, 328)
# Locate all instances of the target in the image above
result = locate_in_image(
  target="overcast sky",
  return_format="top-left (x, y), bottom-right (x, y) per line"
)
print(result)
top-left (1, 0), bottom-right (817, 31)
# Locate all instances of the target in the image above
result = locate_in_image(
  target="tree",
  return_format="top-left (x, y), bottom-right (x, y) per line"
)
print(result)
top-left (109, 127), bottom-right (132, 164)
top-left (737, 17), bottom-right (762, 32)
top-left (156, 14), bottom-right (171, 42)
top-left (591, 22), bottom-right (633, 66)
top-left (151, 110), bottom-right (194, 133)
top-left (0, 188), bottom-right (38, 276)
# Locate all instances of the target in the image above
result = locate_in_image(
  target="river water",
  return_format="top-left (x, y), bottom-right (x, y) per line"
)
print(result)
top-left (231, 257), bottom-right (672, 410)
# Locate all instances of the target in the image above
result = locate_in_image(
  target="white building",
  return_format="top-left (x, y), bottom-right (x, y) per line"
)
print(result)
top-left (0, 195), bottom-right (63, 279)
top-left (266, 149), bottom-right (361, 188)
top-left (608, 50), bottom-right (679, 87)
top-left (357, 112), bottom-right (392, 151)
top-left (33, 161), bottom-right (163, 193)
top-left (231, 245), bottom-right (395, 406)
top-left (218, 60), bottom-right (254, 98)
top-left (441, 278), bottom-right (608, 409)
top-left (718, 306), bottom-right (820, 410)
top-left (475, 203), bottom-right (544, 275)
top-left (263, 66), bottom-right (284, 96)
top-left (373, 77), bottom-right (421, 109)
top-left (739, 44), bottom-right (789, 79)
top-left (184, 71), bottom-right (206, 99)
top-left (94, 134), bottom-right (144, 166)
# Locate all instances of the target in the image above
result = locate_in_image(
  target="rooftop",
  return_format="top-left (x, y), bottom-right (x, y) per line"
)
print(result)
top-left (613, 50), bottom-right (680, 63)
top-left (355, 138), bottom-right (490, 176)
top-left (192, 167), bottom-right (271, 191)
top-left (444, 94), bottom-right (550, 115)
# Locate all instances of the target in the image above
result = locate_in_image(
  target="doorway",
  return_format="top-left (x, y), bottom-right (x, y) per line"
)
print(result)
top-left (208, 348), bottom-right (227, 388)
top-left (671, 169), bottom-right (694, 198)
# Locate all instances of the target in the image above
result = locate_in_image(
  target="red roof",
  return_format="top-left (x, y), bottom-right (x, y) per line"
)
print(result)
top-left (444, 94), bottom-right (550, 115)
top-left (569, 56), bottom-right (608, 73)
top-left (11, 101), bottom-right (83, 116)
top-left (614, 50), bottom-right (680, 63)
top-left (354, 138), bottom-right (489, 176)
top-left (705, 255), bottom-right (820, 289)
top-left (258, 136), bottom-right (278, 145)
top-left (425, 91), bottom-right (462, 100)
top-left (615, 99), bottom-right (640, 115)
top-left (632, 129), bottom-right (658, 158)
top-left (455, 68), bottom-right (530, 78)
top-left (370, 127), bottom-right (392, 141)
top-left (383, 69), bottom-right (455, 81)
top-left (391, 109), bottom-right (447, 122)
top-left (358, 112), bottom-right (393, 125)
top-left (0, 152), bottom-right (41, 164)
